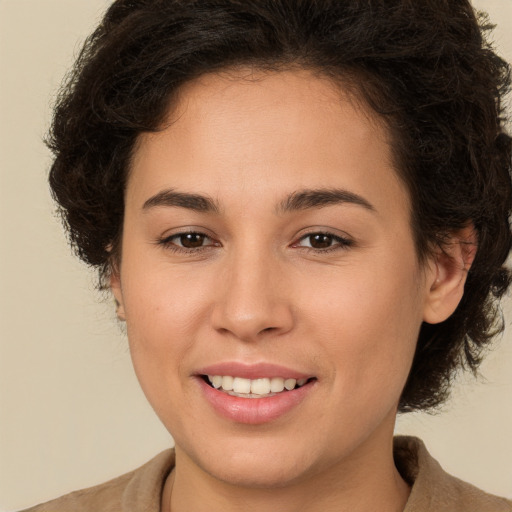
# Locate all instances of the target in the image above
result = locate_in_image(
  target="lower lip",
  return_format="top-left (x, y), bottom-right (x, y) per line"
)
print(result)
top-left (198, 377), bottom-right (315, 425)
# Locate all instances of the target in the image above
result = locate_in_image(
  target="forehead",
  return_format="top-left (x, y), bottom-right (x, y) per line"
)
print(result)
top-left (164, 68), bottom-right (389, 159)
top-left (128, 68), bottom-right (409, 217)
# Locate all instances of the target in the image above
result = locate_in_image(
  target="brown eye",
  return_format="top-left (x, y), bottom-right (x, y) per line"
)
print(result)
top-left (308, 234), bottom-right (334, 249)
top-left (178, 233), bottom-right (207, 248)
top-left (160, 231), bottom-right (217, 251)
top-left (294, 232), bottom-right (353, 252)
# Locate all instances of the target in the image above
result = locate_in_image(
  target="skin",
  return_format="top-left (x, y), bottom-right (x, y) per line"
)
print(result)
top-left (111, 69), bottom-right (472, 512)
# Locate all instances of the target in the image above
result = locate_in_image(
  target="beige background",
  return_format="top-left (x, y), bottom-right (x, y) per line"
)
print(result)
top-left (0, 1), bottom-right (511, 510)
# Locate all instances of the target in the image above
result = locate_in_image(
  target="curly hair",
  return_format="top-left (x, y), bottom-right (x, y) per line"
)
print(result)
top-left (47, 0), bottom-right (512, 412)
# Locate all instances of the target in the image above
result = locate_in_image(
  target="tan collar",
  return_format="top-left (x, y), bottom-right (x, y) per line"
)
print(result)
top-left (394, 436), bottom-right (512, 512)
top-left (118, 438), bottom-right (511, 512)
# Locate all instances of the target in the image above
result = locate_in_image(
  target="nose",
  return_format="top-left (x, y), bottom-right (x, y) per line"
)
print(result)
top-left (210, 248), bottom-right (294, 342)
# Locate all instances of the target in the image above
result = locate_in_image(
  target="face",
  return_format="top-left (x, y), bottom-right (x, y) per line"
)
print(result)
top-left (112, 69), bottom-right (438, 488)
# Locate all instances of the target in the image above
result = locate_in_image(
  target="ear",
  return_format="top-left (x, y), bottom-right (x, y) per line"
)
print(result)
top-left (423, 225), bottom-right (477, 324)
top-left (110, 270), bottom-right (126, 321)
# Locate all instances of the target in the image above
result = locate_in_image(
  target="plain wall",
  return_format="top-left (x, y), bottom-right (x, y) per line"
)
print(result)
top-left (0, 1), bottom-right (511, 510)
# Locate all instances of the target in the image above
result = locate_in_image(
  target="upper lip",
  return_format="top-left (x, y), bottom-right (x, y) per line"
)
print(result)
top-left (195, 362), bottom-right (314, 380)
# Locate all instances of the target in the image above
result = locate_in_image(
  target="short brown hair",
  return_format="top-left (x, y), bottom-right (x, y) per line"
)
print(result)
top-left (47, 0), bottom-right (512, 412)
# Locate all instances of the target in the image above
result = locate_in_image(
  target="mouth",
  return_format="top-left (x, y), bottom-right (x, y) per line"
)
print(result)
top-left (197, 365), bottom-right (318, 424)
top-left (201, 374), bottom-right (316, 398)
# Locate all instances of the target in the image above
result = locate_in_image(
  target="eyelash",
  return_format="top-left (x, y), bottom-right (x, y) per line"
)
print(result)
top-left (157, 231), bottom-right (354, 254)
top-left (157, 231), bottom-right (219, 255)
top-left (292, 232), bottom-right (354, 253)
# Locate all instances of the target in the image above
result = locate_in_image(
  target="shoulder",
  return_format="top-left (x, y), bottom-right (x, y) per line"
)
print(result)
top-left (20, 449), bottom-right (175, 512)
top-left (394, 436), bottom-right (512, 512)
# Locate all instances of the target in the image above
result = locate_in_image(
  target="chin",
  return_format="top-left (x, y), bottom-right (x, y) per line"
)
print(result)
top-left (177, 432), bottom-right (320, 489)
top-left (202, 453), bottom-right (315, 489)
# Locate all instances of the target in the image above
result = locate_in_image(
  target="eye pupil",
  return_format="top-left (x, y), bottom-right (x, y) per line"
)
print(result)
top-left (180, 233), bottom-right (205, 248)
top-left (310, 234), bottom-right (332, 249)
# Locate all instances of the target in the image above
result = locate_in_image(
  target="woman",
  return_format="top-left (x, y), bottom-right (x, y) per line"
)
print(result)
top-left (20, 0), bottom-right (512, 510)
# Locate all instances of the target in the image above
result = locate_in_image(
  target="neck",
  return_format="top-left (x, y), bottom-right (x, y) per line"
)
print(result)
top-left (163, 430), bottom-right (410, 512)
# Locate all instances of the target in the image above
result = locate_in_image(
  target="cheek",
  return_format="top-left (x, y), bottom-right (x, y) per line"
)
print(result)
top-left (123, 258), bottom-right (211, 340)
top-left (119, 257), bottom-right (214, 406)
top-left (303, 257), bottom-right (423, 400)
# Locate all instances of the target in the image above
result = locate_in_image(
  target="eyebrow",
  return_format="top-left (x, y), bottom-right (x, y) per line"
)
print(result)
top-left (142, 187), bottom-right (375, 215)
top-left (142, 189), bottom-right (221, 213)
top-left (277, 188), bottom-right (376, 214)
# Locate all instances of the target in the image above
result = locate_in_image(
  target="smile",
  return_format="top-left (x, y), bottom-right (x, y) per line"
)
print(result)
top-left (205, 375), bottom-right (311, 397)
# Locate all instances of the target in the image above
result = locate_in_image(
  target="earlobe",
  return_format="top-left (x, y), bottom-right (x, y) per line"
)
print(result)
top-left (110, 271), bottom-right (126, 321)
top-left (107, 246), bottom-right (126, 321)
top-left (423, 226), bottom-right (477, 325)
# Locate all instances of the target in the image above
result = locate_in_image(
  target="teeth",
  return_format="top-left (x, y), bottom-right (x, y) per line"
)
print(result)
top-left (221, 375), bottom-right (234, 391)
top-left (270, 377), bottom-right (285, 392)
top-left (251, 378), bottom-right (270, 395)
top-left (207, 375), bottom-right (309, 396)
top-left (233, 377), bottom-right (251, 394)
top-left (284, 378), bottom-right (297, 390)
top-left (211, 375), bottom-right (223, 389)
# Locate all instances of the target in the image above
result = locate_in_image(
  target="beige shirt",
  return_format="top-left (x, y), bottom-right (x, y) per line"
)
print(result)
top-left (22, 436), bottom-right (512, 511)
